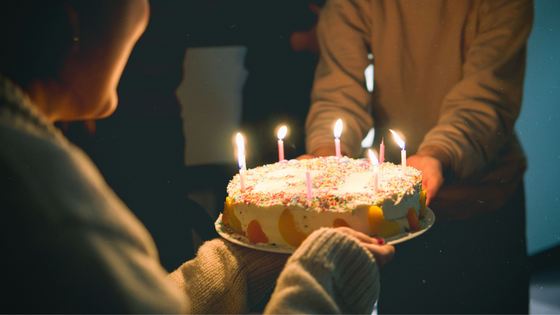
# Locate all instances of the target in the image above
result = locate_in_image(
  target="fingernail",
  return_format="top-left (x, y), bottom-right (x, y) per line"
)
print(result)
top-left (375, 238), bottom-right (385, 245)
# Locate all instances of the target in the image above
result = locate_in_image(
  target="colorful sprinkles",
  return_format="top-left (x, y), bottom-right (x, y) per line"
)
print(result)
top-left (226, 157), bottom-right (422, 212)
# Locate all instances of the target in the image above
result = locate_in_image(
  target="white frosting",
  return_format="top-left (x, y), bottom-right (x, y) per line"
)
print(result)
top-left (225, 158), bottom-right (423, 248)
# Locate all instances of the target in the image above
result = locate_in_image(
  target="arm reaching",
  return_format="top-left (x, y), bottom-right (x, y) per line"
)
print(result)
top-left (420, 0), bottom-right (533, 179)
top-left (168, 239), bottom-right (288, 314)
top-left (265, 228), bottom-right (394, 314)
top-left (306, 0), bottom-right (373, 157)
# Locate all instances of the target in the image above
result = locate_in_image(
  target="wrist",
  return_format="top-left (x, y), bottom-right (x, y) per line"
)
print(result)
top-left (417, 145), bottom-right (451, 171)
top-left (290, 229), bottom-right (379, 313)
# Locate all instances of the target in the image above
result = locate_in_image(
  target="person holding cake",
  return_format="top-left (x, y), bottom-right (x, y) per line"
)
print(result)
top-left (0, 1), bottom-right (394, 313)
top-left (303, 0), bottom-right (533, 313)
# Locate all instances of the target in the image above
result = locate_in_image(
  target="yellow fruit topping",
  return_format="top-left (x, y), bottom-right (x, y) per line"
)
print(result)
top-left (367, 205), bottom-right (401, 238)
top-left (407, 207), bottom-right (421, 232)
top-left (247, 220), bottom-right (269, 244)
top-left (333, 218), bottom-right (350, 228)
top-left (223, 197), bottom-right (243, 235)
top-left (278, 208), bottom-right (308, 248)
top-left (419, 189), bottom-right (427, 219)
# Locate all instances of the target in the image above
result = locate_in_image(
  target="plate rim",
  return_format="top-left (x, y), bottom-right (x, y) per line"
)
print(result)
top-left (215, 207), bottom-right (435, 253)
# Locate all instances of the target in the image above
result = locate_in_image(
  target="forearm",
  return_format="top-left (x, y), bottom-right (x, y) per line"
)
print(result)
top-left (167, 238), bottom-right (288, 314)
top-left (421, 0), bottom-right (533, 179)
top-left (306, 0), bottom-right (372, 157)
top-left (264, 228), bottom-right (380, 314)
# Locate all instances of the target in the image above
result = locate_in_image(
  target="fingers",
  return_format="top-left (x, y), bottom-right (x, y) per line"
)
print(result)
top-left (408, 154), bottom-right (444, 206)
top-left (335, 227), bottom-right (378, 244)
top-left (362, 243), bottom-right (395, 269)
top-left (334, 227), bottom-right (395, 269)
top-left (296, 154), bottom-right (315, 160)
top-left (424, 171), bottom-right (444, 206)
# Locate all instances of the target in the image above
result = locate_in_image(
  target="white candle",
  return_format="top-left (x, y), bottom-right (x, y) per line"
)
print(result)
top-left (368, 149), bottom-right (379, 193)
top-left (236, 133), bottom-right (246, 191)
top-left (334, 119), bottom-right (343, 158)
top-left (277, 126), bottom-right (287, 162)
top-left (401, 149), bottom-right (407, 173)
top-left (389, 129), bottom-right (406, 174)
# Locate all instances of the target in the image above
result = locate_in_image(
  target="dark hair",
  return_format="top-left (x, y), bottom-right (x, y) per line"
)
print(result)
top-left (0, 1), bottom-right (73, 89)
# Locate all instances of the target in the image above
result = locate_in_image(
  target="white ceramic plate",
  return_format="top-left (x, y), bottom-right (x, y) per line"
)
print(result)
top-left (215, 207), bottom-right (436, 253)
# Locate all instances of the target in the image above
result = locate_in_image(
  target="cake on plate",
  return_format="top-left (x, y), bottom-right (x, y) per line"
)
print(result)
top-left (221, 156), bottom-right (426, 249)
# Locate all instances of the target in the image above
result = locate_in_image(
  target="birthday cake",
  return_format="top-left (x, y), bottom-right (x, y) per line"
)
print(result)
top-left (222, 157), bottom-right (426, 249)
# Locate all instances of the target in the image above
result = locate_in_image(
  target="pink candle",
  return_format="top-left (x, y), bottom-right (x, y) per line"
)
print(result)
top-left (306, 170), bottom-right (313, 199)
top-left (389, 129), bottom-right (407, 174)
top-left (240, 168), bottom-right (246, 191)
top-left (368, 149), bottom-right (379, 193)
top-left (334, 119), bottom-right (343, 158)
top-left (277, 126), bottom-right (287, 162)
top-left (379, 138), bottom-right (385, 163)
top-left (236, 133), bottom-right (246, 191)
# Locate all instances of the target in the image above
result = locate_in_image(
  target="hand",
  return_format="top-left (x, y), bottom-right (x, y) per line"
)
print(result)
top-left (289, 3), bottom-right (321, 54)
top-left (406, 154), bottom-right (444, 206)
top-left (296, 154), bottom-right (315, 160)
top-left (297, 145), bottom-right (338, 160)
top-left (334, 227), bottom-right (395, 269)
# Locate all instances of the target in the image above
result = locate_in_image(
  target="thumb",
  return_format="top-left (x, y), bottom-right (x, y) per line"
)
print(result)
top-left (424, 175), bottom-right (443, 206)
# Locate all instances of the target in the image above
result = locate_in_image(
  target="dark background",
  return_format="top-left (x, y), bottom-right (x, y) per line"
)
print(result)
top-left (59, 0), bottom-right (559, 274)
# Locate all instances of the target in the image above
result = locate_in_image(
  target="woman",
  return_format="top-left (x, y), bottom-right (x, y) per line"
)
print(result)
top-left (0, 1), bottom-right (394, 313)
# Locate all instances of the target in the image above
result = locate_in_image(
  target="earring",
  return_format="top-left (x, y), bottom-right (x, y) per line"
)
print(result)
top-left (66, 4), bottom-right (80, 53)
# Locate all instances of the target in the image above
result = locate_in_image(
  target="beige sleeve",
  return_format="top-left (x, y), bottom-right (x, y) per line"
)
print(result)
top-left (265, 228), bottom-right (380, 314)
top-left (306, 0), bottom-right (373, 157)
top-left (420, 0), bottom-right (533, 178)
top-left (167, 238), bottom-right (289, 314)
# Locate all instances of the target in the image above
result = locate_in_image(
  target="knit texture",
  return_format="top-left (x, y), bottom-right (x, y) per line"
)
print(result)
top-left (167, 238), bottom-right (289, 314)
top-left (168, 228), bottom-right (380, 314)
top-left (265, 228), bottom-right (379, 314)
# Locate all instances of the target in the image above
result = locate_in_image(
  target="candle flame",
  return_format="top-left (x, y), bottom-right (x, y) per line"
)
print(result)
top-left (361, 127), bottom-right (375, 148)
top-left (334, 119), bottom-right (343, 139)
top-left (365, 64), bottom-right (374, 92)
top-left (368, 149), bottom-right (378, 166)
top-left (389, 129), bottom-right (406, 150)
top-left (277, 126), bottom-right (287, 140)
top-left (236, 133), bottom-right (245, 169)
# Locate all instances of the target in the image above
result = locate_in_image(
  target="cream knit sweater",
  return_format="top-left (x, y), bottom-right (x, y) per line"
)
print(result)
top-left (169, 228), bottom-right (380, 314)
top-left (1, 74), bottom-right (380, 314)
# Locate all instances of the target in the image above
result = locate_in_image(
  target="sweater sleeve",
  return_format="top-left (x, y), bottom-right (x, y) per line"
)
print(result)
top-left (420, 0), bottom-right (533, 179)
top-left (264, 228), bottom-right (380, 314)
top-left (167, 238), bottom-right (289, 314)
top-left (306, 0), bottom-right (373, 157)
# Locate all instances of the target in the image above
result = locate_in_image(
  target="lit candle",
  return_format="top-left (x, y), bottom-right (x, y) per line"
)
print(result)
top-left (277, 126), bottom-right (287, 162)
top-left (236, 133), bottom-right (246, 191)
top-left (389, 129), bottom-right (406, 174)
top-left (379, 138), bottom-right (385, 163)
top-left (368, 149), bottom-right (379, 193)
top-left (306, 168), bottom-right (313, 199)
top-left (334, 119), bottom-right (343, 158)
